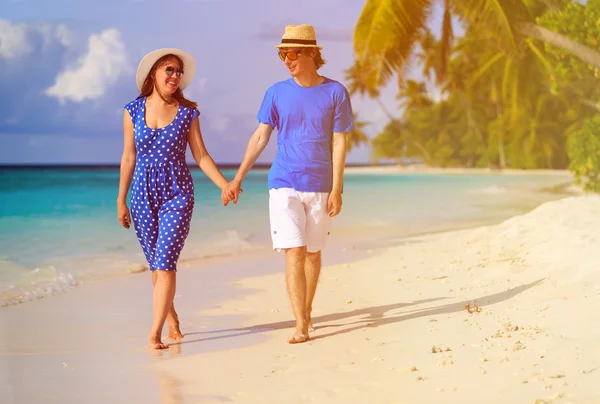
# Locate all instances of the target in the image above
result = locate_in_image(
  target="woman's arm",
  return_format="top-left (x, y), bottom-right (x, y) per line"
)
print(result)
top-left (187, 116), bottom-right (230, 190)
top-left (117, 110), bottom-right (136, 228)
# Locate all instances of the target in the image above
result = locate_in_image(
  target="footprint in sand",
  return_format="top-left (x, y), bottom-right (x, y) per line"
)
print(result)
top-left (431, 345), bottom-right (452, 353)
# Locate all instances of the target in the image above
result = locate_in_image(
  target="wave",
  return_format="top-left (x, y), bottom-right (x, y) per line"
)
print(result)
top-left (0, 264), bottom-right (78, 307)
top-left (0, 230), bottom-right (268, 308)
top-left (469, 185), bottom-right (507, 195)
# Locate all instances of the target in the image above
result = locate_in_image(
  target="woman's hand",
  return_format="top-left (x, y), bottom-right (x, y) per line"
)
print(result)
top-left (118, 202), bottom-right (131, 229)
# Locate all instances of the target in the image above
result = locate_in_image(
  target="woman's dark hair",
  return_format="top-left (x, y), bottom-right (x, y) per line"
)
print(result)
top-left (136, 54), bottom-right (197, 109)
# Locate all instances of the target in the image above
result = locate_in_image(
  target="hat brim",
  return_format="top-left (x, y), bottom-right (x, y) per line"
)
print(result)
top-left (275, 43), bottom-right (323, 50)
top-left (136, 48), bottom-right (196, 92)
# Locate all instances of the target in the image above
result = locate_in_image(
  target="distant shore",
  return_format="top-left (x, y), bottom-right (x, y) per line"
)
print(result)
top-left (0, 162), bottom-right (572, 176)
top-left (344, 164), bottom-right (571, 176)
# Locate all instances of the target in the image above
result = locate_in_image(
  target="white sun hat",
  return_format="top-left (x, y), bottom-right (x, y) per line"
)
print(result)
top-left (275, 24), bottom-right (323, 49)
top-left (135, 48), bottom-right (196, 92)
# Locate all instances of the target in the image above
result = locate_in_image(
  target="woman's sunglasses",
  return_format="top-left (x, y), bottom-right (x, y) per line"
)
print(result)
top-left (164, 66), bottom-right (184, 78)
top-left (278, 50), bottom-right (302, 61)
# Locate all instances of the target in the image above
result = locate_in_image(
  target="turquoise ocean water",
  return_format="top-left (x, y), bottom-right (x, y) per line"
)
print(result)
top-left (0, 166), bottom-right (570, 307)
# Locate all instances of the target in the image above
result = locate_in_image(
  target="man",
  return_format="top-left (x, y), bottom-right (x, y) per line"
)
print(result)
top-left (222, 24), bottom-right (354, 344)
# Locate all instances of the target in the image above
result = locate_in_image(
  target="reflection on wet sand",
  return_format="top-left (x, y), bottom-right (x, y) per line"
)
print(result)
top-left (150, 343), bottom-right (234, 403)
top-left (149, 343), bottom-right (183, 404)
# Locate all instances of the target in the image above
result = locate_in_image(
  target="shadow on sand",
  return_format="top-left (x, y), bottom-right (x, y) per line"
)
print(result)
top-left (174, 278), bottom-right (544, 345)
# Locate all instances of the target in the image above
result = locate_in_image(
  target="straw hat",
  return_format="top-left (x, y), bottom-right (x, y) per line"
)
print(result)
top-left (275, 24), bottom-right (323, 49)
top-left (135, 48), bottom-right (196, 92)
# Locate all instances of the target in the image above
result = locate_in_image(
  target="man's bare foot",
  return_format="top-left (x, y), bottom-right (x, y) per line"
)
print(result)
top-left (287, 331), bottom-right (309, 344)
top-left (306, 316), bottom-right (314, 332)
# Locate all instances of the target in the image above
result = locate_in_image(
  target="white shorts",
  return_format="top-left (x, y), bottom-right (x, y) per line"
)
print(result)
top-left (269, 188), bottom-right (333, 253)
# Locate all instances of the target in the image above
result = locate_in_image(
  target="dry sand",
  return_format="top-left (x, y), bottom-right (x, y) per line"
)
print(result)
top-left (155, 194), bottom-right (600, 404)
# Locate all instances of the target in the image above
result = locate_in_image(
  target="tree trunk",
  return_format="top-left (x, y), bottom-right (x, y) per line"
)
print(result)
top-left (516, 22), bottom-right (600, 70)
top-left (580, 98), bottom-right (600, 112)
top-left (539, 0), bottom-right (561, 12)
top-left (411, 139), bottom-right (432, 164)
top-left (375, 97), bottom-right (397, 122)
top-left (464, 94), bottom-right (485, 145)
top-left (492, 82), bottom-right (506, 170)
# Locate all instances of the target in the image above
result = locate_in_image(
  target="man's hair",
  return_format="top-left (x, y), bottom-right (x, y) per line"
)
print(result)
top-left (313, 49), bottom-right (326, 70)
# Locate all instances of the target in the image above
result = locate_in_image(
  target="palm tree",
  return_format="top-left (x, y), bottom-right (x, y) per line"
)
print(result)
top-left (344, 62), bottom-right (397, 122)
top-left (416, 29), bottom-right (443, 83)
top-left (397, 79), bottom-right (432, 110)
top-left (352, 0), bottom-right (600, 94)
top-left (347, 113), bottom-right (371, 152)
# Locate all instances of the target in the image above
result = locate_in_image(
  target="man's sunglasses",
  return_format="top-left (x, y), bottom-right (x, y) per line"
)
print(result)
top-left (164, 66), bottom-right (184, 78)
top-left (278, 50), bottom-right (302, 61)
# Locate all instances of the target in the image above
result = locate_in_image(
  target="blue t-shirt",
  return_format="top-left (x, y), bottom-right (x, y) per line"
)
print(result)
top-left (256, 77), bottom-right (354, 193)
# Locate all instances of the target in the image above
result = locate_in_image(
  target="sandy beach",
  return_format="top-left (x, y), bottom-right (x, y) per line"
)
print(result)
top-left (154, 193), bottom-right (600, 404)
top-left (2, 169), bottom-right (598, 404)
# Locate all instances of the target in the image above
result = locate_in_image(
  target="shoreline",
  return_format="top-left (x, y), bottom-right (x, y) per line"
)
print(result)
top-left (0, 163), bottom-right (573, 176)
top-left (0, 169), bottom-right (578, 309)
top-left (0, 173), bottom-right (586, 403)
top-left (0, 181), bottom-right (592, 404)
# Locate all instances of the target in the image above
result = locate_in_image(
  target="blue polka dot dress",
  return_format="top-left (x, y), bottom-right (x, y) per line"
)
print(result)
top-left (124, 97), bottom-right (199, 272)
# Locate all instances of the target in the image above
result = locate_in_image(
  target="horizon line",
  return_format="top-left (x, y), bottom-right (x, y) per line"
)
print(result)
top-left (0, 162), bottom-right (390, 169)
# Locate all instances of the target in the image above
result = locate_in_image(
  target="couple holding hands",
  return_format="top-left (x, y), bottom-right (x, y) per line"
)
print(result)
top-left (117, 24), bottom-right (354, 349)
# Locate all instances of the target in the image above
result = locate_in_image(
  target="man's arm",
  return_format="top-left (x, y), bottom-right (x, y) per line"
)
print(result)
top-left (328, 131), bottom-right (348, 216)
top-left (222, 123), bottom-right (274, 205)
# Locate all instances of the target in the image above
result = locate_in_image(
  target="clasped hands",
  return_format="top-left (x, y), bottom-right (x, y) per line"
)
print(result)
top-left (221, 179), bottom-right (242, 206)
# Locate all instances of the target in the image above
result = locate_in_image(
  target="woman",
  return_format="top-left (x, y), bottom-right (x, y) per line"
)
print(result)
top-left (117, 48), bottom-right (235, 349)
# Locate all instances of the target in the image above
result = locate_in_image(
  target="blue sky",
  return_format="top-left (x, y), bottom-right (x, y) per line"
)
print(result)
top-left (1, 0), bottom-right (450, 165)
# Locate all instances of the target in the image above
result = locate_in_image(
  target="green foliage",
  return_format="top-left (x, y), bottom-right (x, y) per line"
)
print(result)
top-left (351, 0), bottom-right (600, 190)
top-left (367, 20), bottom-right (581, 169)
top-left (567, 114), bottom-right (600, 192)
top-left (537, 0), bottom-right (600, 83)
top-left (347, 113), bottom-right (371, 152)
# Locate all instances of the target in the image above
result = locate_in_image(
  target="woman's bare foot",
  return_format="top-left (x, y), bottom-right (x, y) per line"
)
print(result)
top-left (166, 323), bottom-right (184, 341)
top-left (148, 333), bottom-right (169, 350)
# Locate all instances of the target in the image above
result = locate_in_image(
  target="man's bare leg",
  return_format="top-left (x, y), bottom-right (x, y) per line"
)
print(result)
top-left (285, 246), bottom-right (309, 343)
top-left (148, 270), bottom-right (177, 349)
top-left (152, 270), bottom-right (183, 341)
top-left (305, 251), bottom-right (321, 332)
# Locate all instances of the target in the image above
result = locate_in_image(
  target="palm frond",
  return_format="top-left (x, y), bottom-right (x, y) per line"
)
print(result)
top-left (354, 0), bottom-right (433, 88)
top-left (468, 51), bottom-right (505, 88)
top-left (450, 0), bottom-right (532, 56)
top-left (526, 39), bottom-right (553, 77)
top-left (439, 0), bottom-right (455, 83)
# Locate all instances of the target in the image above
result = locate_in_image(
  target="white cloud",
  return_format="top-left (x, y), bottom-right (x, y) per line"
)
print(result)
top-left (54, 24), bottom-right (73, 48)
top-left (0, 19), bottom-right (32, 59)
top-left (210, 115), bottom-right (230, 133)
top-left (183, 77), bottom-right (208, 99)
top-left (0, 19), bottom-right (75, 60)
top-left (45, 28), bottom-right (131, 103)
top-left (196, 77), bottom-right (207, 91)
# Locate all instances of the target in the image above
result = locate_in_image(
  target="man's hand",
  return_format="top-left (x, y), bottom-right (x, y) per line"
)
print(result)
top-left (222, 180), bottom-right (243, 206)
top-left (327, 191), bottom-right (342, 217)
